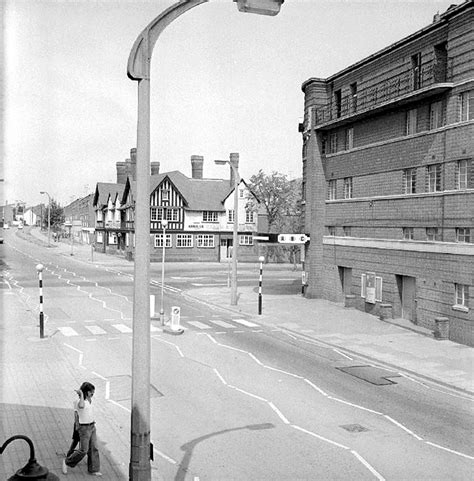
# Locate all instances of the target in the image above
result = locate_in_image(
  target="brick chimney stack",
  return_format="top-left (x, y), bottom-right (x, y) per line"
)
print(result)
top-left (229, 152), bottom-right (239, 188)
top-left (150, 162), bottom-right (160, 175)
top-left (116, 161), bottom-right (128, 184)
top-left (191, 155), bottom-right (204, 179)
top-left (130, 148), bottom-right (137, 181)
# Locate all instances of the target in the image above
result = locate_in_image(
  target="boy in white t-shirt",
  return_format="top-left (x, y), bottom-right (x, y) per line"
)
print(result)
top-left (62, 381), bottom-right (102, 476)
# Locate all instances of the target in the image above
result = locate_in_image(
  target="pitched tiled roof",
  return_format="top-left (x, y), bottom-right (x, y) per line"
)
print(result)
top-left (93, 182), bottom-right (125, 207)
top-left (150, 171), bottom-right (233, 211)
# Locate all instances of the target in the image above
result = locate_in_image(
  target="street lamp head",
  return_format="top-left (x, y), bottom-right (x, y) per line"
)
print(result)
top-left (259, 256), bottom-right (265, 262)
top-left (234, 0), bottom-right (284, 16)
top-left (36, 264), bottom-right (44, 272)
top-left (161, 220), bottom-right (169, 228)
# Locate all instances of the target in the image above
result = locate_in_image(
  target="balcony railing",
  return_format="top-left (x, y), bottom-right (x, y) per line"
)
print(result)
top-left (313, 59), bottom-right (453, 126)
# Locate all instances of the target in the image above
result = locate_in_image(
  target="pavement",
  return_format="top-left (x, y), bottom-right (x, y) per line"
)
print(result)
top-left (1, 226), bottom-right (473, 479)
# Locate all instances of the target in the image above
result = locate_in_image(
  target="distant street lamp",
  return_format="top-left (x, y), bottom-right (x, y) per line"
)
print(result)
top-left (215, 153), bottom-right (240, 305)
top-left (127, 1), bottom-right (284, 479)
top-left (39, 191), bottom-right (51, 247)
top-left (159, 219), bottom-right (168, 325)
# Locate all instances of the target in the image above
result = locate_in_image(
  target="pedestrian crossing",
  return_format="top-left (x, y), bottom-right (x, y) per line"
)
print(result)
top-left (55, 317), bottom-right (260, 337)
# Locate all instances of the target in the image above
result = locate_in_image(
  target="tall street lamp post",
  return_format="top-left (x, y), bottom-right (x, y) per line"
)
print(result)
top-left (159, 219), bottom-right (168, 325)
top-left (127, 1), bottom-right (284, 479)
top-left (215, 153), bottom-right (240, 306)
top-left (39, 191), bottom-right (51, 247)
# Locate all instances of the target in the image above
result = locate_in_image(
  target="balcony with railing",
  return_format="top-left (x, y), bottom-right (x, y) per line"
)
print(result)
top-left (313, 59), bottom-right (453, 129)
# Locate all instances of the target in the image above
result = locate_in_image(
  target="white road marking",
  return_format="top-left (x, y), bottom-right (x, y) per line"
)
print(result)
top-left (384, 415), bottom-right (423, 440)
top-left (232, 318), bottom-right (260, 327)
top-left (112, 324), bottom-right (133, 333)
top-left (188, 321), bottom-right (212, 329)
top-left (425, 441), bottom-right (474, 460)
top-left (85, 325), bottom-right (107, 335)
top-left (291, 425), bottom-right (349, 450)
top-left (58, 327), bottom-right (79, 337)
top-left (210, 320), bottom-right (236, 328)
top-left (350, 450), bottom-right (386, 480)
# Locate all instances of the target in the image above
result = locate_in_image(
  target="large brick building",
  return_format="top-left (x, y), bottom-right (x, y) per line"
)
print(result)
top-left (300, 1), bottom-right (474, 345)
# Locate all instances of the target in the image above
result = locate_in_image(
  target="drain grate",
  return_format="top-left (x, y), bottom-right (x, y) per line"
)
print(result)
top-left (336, 365), bottom-right (400, 385)
top-left (340, 424), bottom-right (369, 433)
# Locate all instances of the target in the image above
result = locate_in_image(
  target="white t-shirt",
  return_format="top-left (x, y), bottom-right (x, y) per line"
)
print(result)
top-left (73, 399), bottom-right (95, 424)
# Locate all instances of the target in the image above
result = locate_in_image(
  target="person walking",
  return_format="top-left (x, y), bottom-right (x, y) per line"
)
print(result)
top-left (62, 381), bottom-right (102, 476)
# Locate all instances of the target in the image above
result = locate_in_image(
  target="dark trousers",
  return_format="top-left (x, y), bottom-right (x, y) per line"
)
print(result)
top-left (65, 423), bottom-right (100, 473)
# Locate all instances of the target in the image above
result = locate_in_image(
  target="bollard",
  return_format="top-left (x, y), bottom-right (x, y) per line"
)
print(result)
top-left (258, 256), bottom-right (264, 315)
top-left (164, 306), bottom-right (183, 335)
top-left (36, 264), bottom-right (44, 339)
top-left (150, 295), bottom-right (156, 319)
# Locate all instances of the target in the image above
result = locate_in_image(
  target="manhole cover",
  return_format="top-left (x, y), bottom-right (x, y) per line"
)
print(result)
top-left (109, 375), bottom-right (163, 401)
top-left (340, 424), bottom-right (369, 433)
top-left (336, 365), bottom-right (400, 385)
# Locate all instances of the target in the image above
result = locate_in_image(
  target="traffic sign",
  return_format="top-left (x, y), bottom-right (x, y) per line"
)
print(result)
top-left (253, 236), bottom-right (270, 241)
top-left (278, 234), bottom-right (309, 244)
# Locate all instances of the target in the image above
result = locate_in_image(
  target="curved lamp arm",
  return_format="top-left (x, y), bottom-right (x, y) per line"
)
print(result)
top-left (127, 0), bottom-right (209, 81)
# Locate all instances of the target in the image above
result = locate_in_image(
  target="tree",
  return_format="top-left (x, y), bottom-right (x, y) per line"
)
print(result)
top-left (247, 170), bottom-right (303, 265)
top-left (43, 199), bottom-right (65, 231)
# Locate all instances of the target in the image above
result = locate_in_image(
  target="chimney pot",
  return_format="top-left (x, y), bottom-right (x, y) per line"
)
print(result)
top-left (150, 162), bottom-right (160, 175)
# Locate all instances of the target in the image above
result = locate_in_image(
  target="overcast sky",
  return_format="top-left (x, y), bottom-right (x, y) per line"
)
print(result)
top-left (2, 0), bottom-right (457, 207)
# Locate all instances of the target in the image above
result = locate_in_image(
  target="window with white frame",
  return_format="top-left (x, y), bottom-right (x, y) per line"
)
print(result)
top-left (176, 234), bottom-right (193, 248)
top-left (403, 227), bottom-right (414, 240)
top-left (455, 160), bottom-right (468, 189)
top-left (456, 227), bottom-right (471, 243)
top-left (426, 227), bottom-right (441, 241)
top-left (202, 211), bottom-right (218, 222)
top-left (227, 210), bottom-right (235, 223)
top-left (150, 207), bottom-right (162, 221)
top-left (360, 274), bottom-right (383, 302)
top-left (161, 189), bottom-right (170, 202)
top-left (429, 100), bottom-right (445, 129)
top-left (245, 210), bottom-right (255, 223)
top-left (96, 231), bottom-right (103, 243)
top-left (196, 234), bottom-right (214, 248)
top-left (427, 164), bottom-right (442, 192)
top-left (328, 180), bottom-right (337, 200)
top-left (165, 208), bottom-right (179, 222)
top-left (97, 209), bottom-right (103, 221)
top-left (454, 283), bottom-right (469, 309)
top-left (458, 90), bottom-right (474, 122)
top-left (343, 177), bottom-right (353, 199)
top-left (108, 233), bottom-right (118, 245)
top-left (406, 108), bottom-right (417, 135)
top-left (239, 235), bottom-right (253, 246)
top-left (154, 234), bottom-right (172, 248)
top-left (403, 168), bottom-right (416, 194)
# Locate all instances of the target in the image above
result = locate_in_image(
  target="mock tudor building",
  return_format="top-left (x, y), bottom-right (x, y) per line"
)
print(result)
top-left (300, 1), bottom-right (474, 345)
top-left (94, 150), bottom-right (264, 262)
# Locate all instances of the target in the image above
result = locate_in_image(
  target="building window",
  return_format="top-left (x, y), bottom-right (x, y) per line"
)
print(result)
top-left (203, 211), bottom-right (218, 222)
top-left (97, 210), bottom-right (103, 221)
top-left (328, 226), bottom-right (336, 236)
top-left (161, 189), bottom-right (170, 202)
top-left (327, 180), bottom-right (337, 200)
top-left (154, 234), bottom-right (172, 248)
top-left (456, 228), bottom-right (471, 243)
top-left (245, 210), bottom-right (255, 223)
top-left (343, 226), bottom-right (351, 237)
top-left (345, 128), bottom-right (354, 150)
top-left (406, 108), bottom-right (417, 135)
top-left (403, 227), bottom-right (414, 240)
top-left (176, 234), bottom-right (193, 248)
top-left (227, 210), bottom-right (235, 223)
top-left (411, 52), bottom-right (422, 90)
top-left (403, 168), bottom-right (416, 194)
top-left (239, 188), bottom-right (245, 198)
top-left (343, 177), bottom-right (353, 199)
top-left (165, 208), bottom-right (179, 221)
top-left (360, 274), bottom-right (383, 302)
top-left (239, 235), bottom-right (253, 246)
top-left (455, 160), bottom-right (468, 189)
top-left (151, 207), bottom-right (163, 221)
top-left (426, 227), bottom-right (441, 241)
top-left (429, 100), bottom-right (445, 129)
top-left (328, 132), bottom-right (338, 154)
top-left (458, 90), bottom-right (474, 122)
top-left (196, 234), bottom-right (214, 248)
top-left (334, 89), bottom-right (342, 118)
top-left (108, 233), bottom-right (118, 245)
top-left (350, 82), bottom-right (357, 113)
top-left (96, 231), bottom-right (103, 243)
top-left (454, 284), bottom-right (469, 309)
top-left (427, 164), bottom-right (442, 192)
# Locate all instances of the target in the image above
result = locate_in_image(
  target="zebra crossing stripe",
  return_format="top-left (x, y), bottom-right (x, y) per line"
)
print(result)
top-left (58, 327), bottom-right (79, 337)
top-left (112, 324), bottom-right (133, 333)
top-left (210, 320), bottom-right (236, 328)
top-left (187, 321), bottom-right (212, 329)
top-left (85, 325), bottom-right (107, 335)
top-left (232, 319), bottom-right (260, 328)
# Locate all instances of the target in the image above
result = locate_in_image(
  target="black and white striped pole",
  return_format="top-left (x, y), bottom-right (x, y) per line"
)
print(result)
top-left (258, 256), bottom-right (265, 315)
top-left (36, 264), bottom-right (45, 338)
